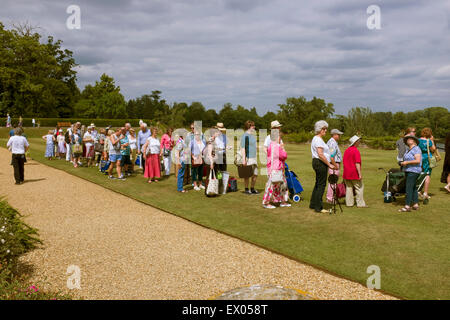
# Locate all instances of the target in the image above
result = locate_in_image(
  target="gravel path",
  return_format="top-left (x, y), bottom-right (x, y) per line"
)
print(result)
top-left (0, 149), bottom-right (395, 300)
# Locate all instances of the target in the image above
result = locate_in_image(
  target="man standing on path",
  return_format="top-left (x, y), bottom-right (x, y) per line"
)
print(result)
top-left (137, 123), bottom-right (151, 172)
top-left (343, 136), bottom-right (368, 208)
top-left (7, 127), bottom-right (29, 185)
top-left (32, 118), bottom-right (36, 127)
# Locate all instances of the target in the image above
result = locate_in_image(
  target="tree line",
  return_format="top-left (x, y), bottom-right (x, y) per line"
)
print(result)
top-left (1, 23), bottom-right (449, 137)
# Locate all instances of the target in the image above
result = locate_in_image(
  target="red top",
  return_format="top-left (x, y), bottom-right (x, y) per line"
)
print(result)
top-left (343, 146), bottom-right (361, 180)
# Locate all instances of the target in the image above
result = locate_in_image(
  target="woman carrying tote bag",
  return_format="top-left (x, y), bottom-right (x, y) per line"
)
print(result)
top-left (418, 128), bottom-right (436, 202)
top-left (262, 135), bottom-right (290, 209)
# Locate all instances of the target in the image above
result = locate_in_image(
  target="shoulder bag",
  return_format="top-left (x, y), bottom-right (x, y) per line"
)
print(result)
top-left (427, 139), bottom-right (437, 168)
top-left (163, 146), bottom-right (170, 157)
top-left (206, 169), bottom-right (219, 196)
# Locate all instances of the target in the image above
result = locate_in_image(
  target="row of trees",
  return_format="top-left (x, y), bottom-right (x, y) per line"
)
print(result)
top-left (1, 22), bottom-right (449, 137)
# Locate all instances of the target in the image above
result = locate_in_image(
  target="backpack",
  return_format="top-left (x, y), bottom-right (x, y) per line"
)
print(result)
top-left (227, 177), bottom-right (238, 192)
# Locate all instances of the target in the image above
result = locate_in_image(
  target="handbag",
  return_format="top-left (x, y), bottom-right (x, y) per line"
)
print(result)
top-left (434, 148), bottom-right (442, 162)
top-left (163, 146), bottom-right (170, 158)
top-left (336, 183), bottom-right (346, 198)
top-left (426, 139), bottom-right (437, 168)
top-left (135, 154), bottom-right (140, 166)
top-left (234, 152), bottom-right (243, 166)
top-left (270, 142), bottom-right (284, 183)
top-left (94, 142), bottom-right (103, 153)
top-left (237, 165), bottom-right (254, 178)
top-left (72, 143), bottom-right (83, 155)
top-left (100, 160), bottom-right (110, 172)
top-left (206, 169), bottom-right (219, 196)
top-left (271, 169), bottom-right (284, 183)
top-left (192, 154), bottom-right (203, 167)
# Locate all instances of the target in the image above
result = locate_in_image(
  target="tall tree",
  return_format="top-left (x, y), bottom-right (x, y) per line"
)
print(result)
top-left (0, 22), bottom-right (79, 117)
top-left (74, 73), bottom-right (127, 118)
top-left (345, 107), bottom-right (384, 136)
top-left (277, 96), bottom-right (335, 133)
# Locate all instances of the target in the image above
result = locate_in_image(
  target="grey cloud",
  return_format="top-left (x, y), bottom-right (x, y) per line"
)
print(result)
top-left (222, 0), bottom-right (271, 12)
top-left (0, 0), bottom-right (449, 115)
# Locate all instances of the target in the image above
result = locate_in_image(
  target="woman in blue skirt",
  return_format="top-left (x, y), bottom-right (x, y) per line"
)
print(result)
top-left (43, 130), bottom-right (56, 160)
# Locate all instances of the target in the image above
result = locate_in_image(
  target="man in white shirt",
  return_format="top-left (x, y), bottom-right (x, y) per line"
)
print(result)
top-left (90, 123), bottom-right (98, 140)
top-left (125, 123), bottom-right (132, 137)
top-left (326, 129), bottom-right (343, 203)
top-left (7, 128), bottom-right (30, 184)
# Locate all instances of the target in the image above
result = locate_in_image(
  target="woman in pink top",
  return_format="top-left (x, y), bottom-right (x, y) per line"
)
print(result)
top-left (262, 134), bottom-right (291, 209)
top-left (160, 128), bottom-right (174, 176)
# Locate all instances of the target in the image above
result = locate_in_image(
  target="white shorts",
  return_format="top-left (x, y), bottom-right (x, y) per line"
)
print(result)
top-left (247, 158), bottom-right (258, 176)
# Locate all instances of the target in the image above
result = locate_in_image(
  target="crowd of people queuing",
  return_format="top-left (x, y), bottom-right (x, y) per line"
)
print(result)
top-left (5, 118), bottom-right (450, 212)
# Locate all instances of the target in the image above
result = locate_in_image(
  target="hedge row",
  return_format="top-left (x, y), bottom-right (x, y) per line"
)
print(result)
top-left (1, 118), bottom-right (158, 128)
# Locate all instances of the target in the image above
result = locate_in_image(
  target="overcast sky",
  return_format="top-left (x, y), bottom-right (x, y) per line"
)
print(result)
top-left (2, 0), bottom-right (450, 115)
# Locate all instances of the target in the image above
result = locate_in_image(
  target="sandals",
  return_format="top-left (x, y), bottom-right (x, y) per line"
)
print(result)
top-left (398, 207), bottom-right (411, 212)
top-left (412, 205), bottom-right (419, 211)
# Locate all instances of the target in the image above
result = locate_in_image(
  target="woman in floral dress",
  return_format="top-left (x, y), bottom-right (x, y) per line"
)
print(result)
top-left (262, 132), bottom-right (291, 209)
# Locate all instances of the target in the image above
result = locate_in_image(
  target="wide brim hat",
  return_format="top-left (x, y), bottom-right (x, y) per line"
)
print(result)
top-left (214, 122), bottom-right (227, 131)
top-left (349, 135), bottom-right (361, 146)
top-left (403, 135), bottom-right (419, 145)
top-left (271, 120), bottom-right (282, 128)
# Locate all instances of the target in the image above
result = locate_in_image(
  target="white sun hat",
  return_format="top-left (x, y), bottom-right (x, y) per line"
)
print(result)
top-left (349, 135), bottom-right (361, 146)
top-left (271, 120), bottom-right (282, 128)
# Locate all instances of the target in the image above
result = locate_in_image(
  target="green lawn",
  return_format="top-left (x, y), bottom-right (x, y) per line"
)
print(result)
top-left (2, 128), bottom-right (450, 300)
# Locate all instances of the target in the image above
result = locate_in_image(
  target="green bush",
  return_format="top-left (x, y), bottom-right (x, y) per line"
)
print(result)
top-left (364, 137), bottom-right (397, 150)
top-left (0, 199), bottom-right (72, 300)
top-left (284, 131), bottom-right (315, 143)
top-left (0, 199), bottom-right (42, 276)
top-left (0, 270), bottom-right (72, 300)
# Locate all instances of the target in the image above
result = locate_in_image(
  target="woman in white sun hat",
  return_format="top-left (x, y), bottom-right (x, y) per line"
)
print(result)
top-left (343, 135), bottom-right (368, 208)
